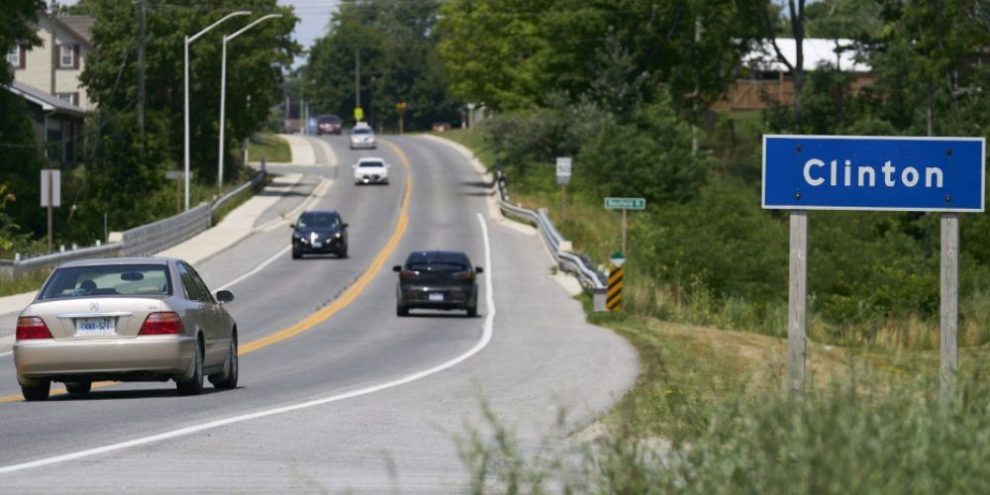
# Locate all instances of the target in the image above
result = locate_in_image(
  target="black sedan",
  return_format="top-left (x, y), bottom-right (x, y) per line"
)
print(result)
top-left (291, 210), bottom-right (348, 259)
top-left (393, 251), bottom-right (482, 317)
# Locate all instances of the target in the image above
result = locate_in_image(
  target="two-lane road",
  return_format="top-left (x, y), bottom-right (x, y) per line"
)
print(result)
top-left (0, 135), bottom-right (637, 493)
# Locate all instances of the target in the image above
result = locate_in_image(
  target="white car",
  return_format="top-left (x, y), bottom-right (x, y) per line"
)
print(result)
top-left (349, 123), bottom-right (376, 149)
top-left (353, 157), bottom-right (390, 185)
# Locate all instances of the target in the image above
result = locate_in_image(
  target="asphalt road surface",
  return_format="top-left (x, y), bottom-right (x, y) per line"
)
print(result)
top-left (0, 135), bottom-right (637, 493)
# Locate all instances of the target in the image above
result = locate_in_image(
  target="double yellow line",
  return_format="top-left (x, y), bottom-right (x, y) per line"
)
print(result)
top-left (239, 140), bottom-right (410, 353)
top-left (0, 140), bottom-right (412, 404)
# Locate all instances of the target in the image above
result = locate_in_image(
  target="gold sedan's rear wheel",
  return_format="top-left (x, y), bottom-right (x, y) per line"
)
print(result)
top-left (209, 337), bottom-right (238, 390)
top-left (21, 381), bottom-right (50, 401)
top-left (176, 340), bottom-right (204, 396)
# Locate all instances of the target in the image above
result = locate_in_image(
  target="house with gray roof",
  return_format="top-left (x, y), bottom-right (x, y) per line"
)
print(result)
top-left (5, 80), bottom-right (85, 166)
top-left (6, 13), bottom-right (96, 111)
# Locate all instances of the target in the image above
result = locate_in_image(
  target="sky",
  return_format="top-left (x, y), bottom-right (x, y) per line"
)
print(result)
top-left (58, 0), bottom-right (340, 68)
top-left (278, 0), bottom-right (341, 67)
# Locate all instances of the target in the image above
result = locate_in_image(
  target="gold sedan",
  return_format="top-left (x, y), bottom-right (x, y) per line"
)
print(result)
top-left (13, 257), bottom-right (238, 401)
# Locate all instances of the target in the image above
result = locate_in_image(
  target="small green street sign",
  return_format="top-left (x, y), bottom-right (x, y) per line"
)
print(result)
top-left (604, 197), bottom-right (646, 210)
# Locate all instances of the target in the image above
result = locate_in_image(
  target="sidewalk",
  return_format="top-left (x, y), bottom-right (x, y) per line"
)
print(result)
top-left (156, 173), bottom-right (304, 265)
top-left (252, 134), bottom-right (336, 168)
top-left (0, 135), bottom-right (328, 319)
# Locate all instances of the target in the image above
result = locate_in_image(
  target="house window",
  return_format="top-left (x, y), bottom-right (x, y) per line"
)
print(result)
top-left (59, 44), bottom-right (78, 69)
top-left (6, 46), bottom-right (24, 69)
top-left (56, 93), bottom-right (79, 106)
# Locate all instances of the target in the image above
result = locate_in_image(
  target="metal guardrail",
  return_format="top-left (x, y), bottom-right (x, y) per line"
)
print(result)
top-left (121, 203), bottom-right (212, 256)
top-left (1, 170), bottom-right (266, 278)
top-left (212, 170), bottom-right (266, 214)
top-left (494, 171), bottom-right (608, 311)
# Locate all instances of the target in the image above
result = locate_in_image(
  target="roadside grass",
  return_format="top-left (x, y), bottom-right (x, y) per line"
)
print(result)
top-left (432, 128), bottom-right (497, 169)
top-left (458, 304), bottom-right (990, 493)
top-left (0, 270), bottom-right (47, 298)
top-left (248, 132), bottom-right (291, 163)
top-left (436, 122), bottom-right (990, 493)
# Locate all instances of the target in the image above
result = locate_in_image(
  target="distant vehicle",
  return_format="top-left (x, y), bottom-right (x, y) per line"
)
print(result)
top-left (349, 123), bottom-right (376, 149)
top-left (13, 257), bottom-right (238, 401)
top-left (393, 251), bottom-right (483, 317)
top-left (291, 210), bottom-right (349, 259)
top-left (317, 114), bottom-right (342, 135)
top-left (353, 157), bottom-right (390, 185)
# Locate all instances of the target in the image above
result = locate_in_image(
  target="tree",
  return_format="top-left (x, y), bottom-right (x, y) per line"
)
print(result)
top-left (854, 0), bottom-right (990, 136)
top-left (763, 0), bottom-right (807, 128)
top-left (437, 0), bottom-right (766, 119)
top-left (304, 0), bottom-right (461, 131)
top-left (70, 0), bottom-right (297, 238)
top-left (0, 1), bottom-right (46, 239)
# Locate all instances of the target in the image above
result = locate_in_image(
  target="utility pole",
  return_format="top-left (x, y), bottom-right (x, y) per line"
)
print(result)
top-left (50, 1), bottom-right (57, 95)
top-left (137, 0), bottom-right (147, 164)
top-left (355, 49), bottom-right (361, 108)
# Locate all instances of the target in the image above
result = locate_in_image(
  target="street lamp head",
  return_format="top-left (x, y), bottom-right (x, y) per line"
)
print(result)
top-left (227, 14), bottom-right (284, 41)
top-left (188, 11), bottom-right (252, 43)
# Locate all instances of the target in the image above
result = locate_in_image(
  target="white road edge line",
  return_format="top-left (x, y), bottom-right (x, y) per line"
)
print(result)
top-left (216, 245), bottom-right (292, 292)
top-left (0, 351), bottom-right (11, 358)
top-left (0, 212), bottom-right (495, 476)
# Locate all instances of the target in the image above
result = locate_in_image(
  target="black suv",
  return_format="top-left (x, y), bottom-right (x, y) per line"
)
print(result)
top-left (291, 210), bottom-right (348, 259)
top-left (393, 251), bottom-right (483, 317)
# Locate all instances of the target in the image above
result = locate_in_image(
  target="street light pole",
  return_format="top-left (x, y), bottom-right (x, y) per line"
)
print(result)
top-left (218, 13), bottom-right (283, 195)
top-left (183, 11), bottom-right (250, 211)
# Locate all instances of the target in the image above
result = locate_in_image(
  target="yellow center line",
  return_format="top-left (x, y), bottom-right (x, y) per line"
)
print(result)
top-left (0, 139), bottom-right (412, 404)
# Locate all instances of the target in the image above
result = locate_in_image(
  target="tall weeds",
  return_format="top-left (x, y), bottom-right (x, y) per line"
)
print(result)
top-left (458, 372), bottom-right (990, 494)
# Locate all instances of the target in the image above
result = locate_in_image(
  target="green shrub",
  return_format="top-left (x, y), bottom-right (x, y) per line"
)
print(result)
top-left (458, 372), bottom-right (990, 494)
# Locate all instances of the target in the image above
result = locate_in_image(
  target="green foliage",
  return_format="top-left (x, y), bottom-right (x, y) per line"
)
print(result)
top-left (457, 365), bottom-right (990, 494)
top-left (304, 0), bottom-right (461, 131)
top-left (437, 0), bottom-right (767, 116)
top-left (0, 92), bottom-right (45, 238)
top-left (576, 95), bottom-right (709, 205)
top-left (649, 375), bottom-right (990, 494)
top-left (0, 1), bottom-right (46, 245)
top-left (482, 95), bottom-right (610, 186)
top-left (82, 0), bottom-right (298, 183)
top-left (247, 133), bottom-right (290, 163)
top-left (636, 178), bottom-right (786, 303)
top-left (804, 0), bottom-right (883, 39)
top-left (0, 0), bottom-right (44, 86)
top-left (0, 0), bottom-right (300, 249)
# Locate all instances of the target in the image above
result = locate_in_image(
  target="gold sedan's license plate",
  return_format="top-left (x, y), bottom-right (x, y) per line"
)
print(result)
top-left (75, 318), bottom-right (116, 336)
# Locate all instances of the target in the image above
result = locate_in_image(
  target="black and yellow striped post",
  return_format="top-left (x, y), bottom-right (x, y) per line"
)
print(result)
top-left (607, 251), bottom-right (625, 312)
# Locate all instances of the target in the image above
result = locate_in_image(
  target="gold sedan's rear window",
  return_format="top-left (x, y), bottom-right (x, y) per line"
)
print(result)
top-left (38, 264), bottom-right (173, 300)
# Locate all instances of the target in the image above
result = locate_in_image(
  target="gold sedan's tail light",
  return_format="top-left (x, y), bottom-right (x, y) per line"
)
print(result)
top-left (138, 312), bottom-right (185, 335)
top-left (15, 317), bottom-right (53, 340)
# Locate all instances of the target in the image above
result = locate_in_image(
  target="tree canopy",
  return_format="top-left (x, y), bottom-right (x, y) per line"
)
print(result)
top-left (437, 0), bottom-right (767, 118)
top-left (304, 0), bottom-right (460, 131)
top-left (0, 0), bottom-right (46, 249)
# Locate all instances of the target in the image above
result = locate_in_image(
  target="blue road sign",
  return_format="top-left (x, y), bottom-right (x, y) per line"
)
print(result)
top-left (763, 135), bottom-right (985, 212)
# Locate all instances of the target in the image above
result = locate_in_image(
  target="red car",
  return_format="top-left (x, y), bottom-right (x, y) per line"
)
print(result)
top-left (317, 114), bottom-right (342, 135)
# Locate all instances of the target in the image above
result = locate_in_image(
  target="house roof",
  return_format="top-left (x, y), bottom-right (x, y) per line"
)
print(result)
top-left (744, 38), bottom-right (871, 73)
top-left (57, 16), bottom-right (94, 44)
top-left (5, 81), bottom-right (87, 118)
